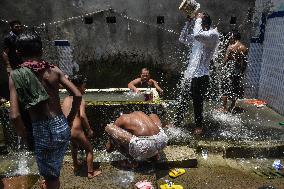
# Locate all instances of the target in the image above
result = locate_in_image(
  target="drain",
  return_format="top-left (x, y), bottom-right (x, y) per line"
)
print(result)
top-left (253, 167), bottom-right (284, 179)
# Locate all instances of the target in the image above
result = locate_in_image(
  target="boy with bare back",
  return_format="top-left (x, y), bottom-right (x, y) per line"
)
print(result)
top-left (9, 31), bottom-right (82, 189)
top-left (220, 30), bottom-right (248, 113)
top-left (62, 75), bottom-right (101, 179)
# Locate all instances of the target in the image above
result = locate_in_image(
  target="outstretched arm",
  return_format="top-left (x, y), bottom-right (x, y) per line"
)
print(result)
top-left (56, 66), bottom-right (82, 124)
top-left (128, 78), bottom-right (141, 93)
top-left (179, 19), bottom-right (195, 46)
top-left (9, 76), bottom-right (27, 143)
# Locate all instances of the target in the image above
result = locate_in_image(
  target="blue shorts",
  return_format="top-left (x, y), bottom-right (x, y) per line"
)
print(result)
top-left (32, 114), bottom-right (70, 180)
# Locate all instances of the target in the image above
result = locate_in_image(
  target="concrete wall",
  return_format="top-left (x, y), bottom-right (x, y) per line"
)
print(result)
top-left (0, 0), bottom-right (254, 96)
top-left (258, 15), bottom-right (284, 114)
top-left (245, 0), bottom-right (284, 115)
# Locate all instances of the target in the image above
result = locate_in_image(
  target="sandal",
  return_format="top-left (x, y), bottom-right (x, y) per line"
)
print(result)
top-left (169, 168), bottom-right (186, 178)
top-left (88, 169), bottom-right (102, 179)
top-left (160, 181), bottom-right (183, 189)
top-left (135, 180), bottom-right (154, 189)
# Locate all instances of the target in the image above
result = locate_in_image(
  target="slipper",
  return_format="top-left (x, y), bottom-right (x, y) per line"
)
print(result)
top-left (279, 121), bottom-right (284, 126)
top-left (160, 182), bottom-right (183, 189)
top-left (135, 180), bottom-right (154, 189)
top-left (169, 168), bottom-right (186, 178)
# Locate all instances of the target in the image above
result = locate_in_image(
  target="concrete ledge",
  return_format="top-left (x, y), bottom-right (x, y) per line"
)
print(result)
top-left (64, 145), bottom-right (198, 168)
top-left (225, 144), bottom-right (284, 158)
top-left (197, 141), bottom-right (284, 158)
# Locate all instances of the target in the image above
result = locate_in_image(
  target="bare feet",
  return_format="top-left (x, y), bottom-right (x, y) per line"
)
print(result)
top-left (88, 169), bottom-right (102, 179)
top-left (40, 180), bottom-right (46, 189)
top-left (217, 107), bottom-right (228, 113)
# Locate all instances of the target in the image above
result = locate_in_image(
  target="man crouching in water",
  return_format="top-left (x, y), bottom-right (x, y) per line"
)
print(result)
top-left (105, 111), bottom-right (168, 166)
top-left (62, 75), bottom-right (101, 179)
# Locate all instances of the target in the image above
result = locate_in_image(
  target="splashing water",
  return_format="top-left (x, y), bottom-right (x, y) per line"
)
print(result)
top-left (110, 170), bottom-right (135, 188)
top-left (211, 110), bottom-right (243, 126)
top-left (165, 127), bottom-right (194, 144)
top-left (15, 137), bottom-right (30, 175)
top-left (15, 151), bottom-right (30, 175)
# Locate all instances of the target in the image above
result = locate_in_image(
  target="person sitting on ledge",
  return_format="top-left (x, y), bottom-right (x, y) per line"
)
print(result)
top-left (128, 68), bottom-right (164, 95)
top-left (105, 111), bottom-right (168, 166)
top-left (62, 75), bottom-right (101, 179)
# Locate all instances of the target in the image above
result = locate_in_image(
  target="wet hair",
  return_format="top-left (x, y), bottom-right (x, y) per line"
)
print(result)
top-left (232, 30), bottom-right (241, 40)
top-left (201, 12), bottom-right (212, 28)
top-left (9, 20), bottom-right (22, 28)
top-left (16, 31), bottom-right (42, 57)
top-left (70, 74), bottom-right (87, 86)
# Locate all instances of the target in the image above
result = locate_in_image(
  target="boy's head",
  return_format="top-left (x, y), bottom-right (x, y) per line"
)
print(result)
top-left (70, 75), bottom-right (87, 94)
top-left (232, 30), bottom-right (241, 41)
top-left (201, 12), bottom-right (212, 30)
top-left (16, 31), bottom-right (42, 58)
top-left (9, 20), bottom-right (23, 35)
top-left (229, 30), bottom-right (241, 44)
top-left (140, 68), bottom-right (150, 81)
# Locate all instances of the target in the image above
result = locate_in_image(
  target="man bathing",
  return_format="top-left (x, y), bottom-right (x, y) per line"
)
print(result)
top-left (128, 68), bottom-right (164, 96)
top-left (105, 111), bottom-right (168, 162)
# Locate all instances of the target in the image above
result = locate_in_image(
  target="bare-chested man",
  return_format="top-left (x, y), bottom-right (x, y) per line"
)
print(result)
top-left (221, 30), bottom-right (248, 112)
top-left (9, 31), bottom-right (82, 189)
top-left (105, 111), bottom-right (168, 162)
top-left (128, 68), bottom-right (164, 95)
top-left (62, 75), bottom-right (101, 179)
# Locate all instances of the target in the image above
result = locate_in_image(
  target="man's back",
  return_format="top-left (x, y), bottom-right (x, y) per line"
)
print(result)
top-left (117, 112), bottom-right (160, 137)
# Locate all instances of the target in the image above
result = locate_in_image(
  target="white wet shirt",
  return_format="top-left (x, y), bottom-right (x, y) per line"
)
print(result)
top-left (179, 18), bottom-right (219, 80)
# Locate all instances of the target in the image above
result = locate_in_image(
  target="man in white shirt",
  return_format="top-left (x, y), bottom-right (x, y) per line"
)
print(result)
top-left (176, 12), bottom-right (219, 135)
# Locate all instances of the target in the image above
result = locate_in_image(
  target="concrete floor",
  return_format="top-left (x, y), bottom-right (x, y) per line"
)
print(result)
top-left (24, 155), bottom-right (283, 189)
top-left (1, 100), bottom-right (284, 189)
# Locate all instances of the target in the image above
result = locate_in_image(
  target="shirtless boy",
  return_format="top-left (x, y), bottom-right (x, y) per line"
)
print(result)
top-left (62, 75), bottom-right (101, 179)
top-left (9, 31), bottom-right (82, 189)
top-left (221, 30), bottom-right (248, 112)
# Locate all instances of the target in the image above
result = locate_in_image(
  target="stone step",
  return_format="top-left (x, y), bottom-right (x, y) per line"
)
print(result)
top-left (64, 145), bottom-right (198, 168)
top-left (197, 140), bottom-right (284, 158)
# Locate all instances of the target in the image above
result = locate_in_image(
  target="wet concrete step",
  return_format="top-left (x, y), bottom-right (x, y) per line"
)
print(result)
top-left (64, 145), bottom-right (198, 168)
top-left (197, 141), bottom-right (284, 158)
